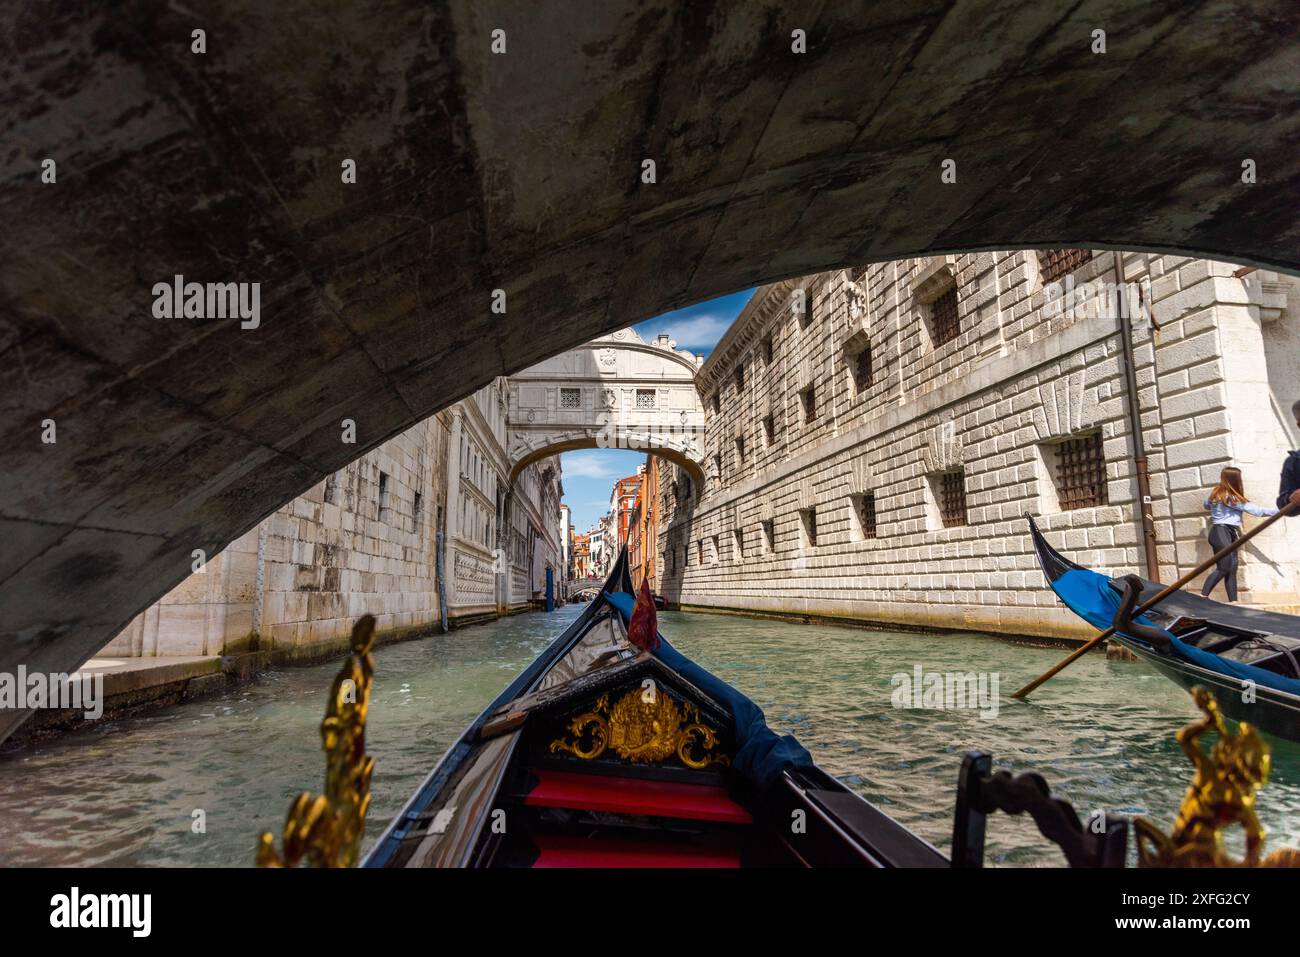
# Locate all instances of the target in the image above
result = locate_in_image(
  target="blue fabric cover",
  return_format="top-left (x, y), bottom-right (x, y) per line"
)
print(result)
top-left (1052, 568), bottom-right (1300, 697)
top-left (603, 591), bottom-right (814, 786)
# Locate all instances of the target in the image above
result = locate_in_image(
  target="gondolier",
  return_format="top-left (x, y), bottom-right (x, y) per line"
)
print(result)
top-left (1278, 398), bottom-right (1300, 511)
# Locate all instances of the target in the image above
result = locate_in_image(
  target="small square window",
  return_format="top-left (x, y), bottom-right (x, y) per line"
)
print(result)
top-left (635, 388), bottom-right (655, 409)
top-left (1040, 431), bottom-right (1108, 511)
top-left (378, 471), bottom-right (391, 522)
top-left (560, 388), bottom-right (581, 410)
top-left (853, 492), bottom-right (877, 540)
top-left (852, 345), bottom-right (873, 393)
top-left (801, 385), bottom-right (816, 423)
top-left (1038, 248), bottom-right (1094, 285)
top-left (928, 286), bottom-right (961, 347)
top-left (929, 470), bottom-right (968, 528)
top-left (799, 507), bottom-right (817, 548)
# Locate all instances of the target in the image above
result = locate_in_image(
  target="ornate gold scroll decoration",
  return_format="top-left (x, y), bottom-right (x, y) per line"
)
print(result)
top-left (549, 686), bottom-right (728, 769)
top-left (256, 615), bottom-right (377, 868)
top-left (1135, 686), bottom-right (1299, 868)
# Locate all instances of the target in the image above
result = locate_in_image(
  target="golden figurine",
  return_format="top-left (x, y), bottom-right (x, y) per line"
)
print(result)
top-left (256, 615), bottom-right (377, 868)
top-left (550, 683), bottom-right (728, 769)
top-left (1135, 685), bottom-right (1299, 867)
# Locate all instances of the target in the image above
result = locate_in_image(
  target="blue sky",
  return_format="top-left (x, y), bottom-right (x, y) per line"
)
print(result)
top-left (561, 289), bottom-right (753, 532)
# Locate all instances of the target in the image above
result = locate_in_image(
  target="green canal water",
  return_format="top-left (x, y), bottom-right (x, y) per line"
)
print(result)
top-left (2, 604), bottom-right (1298, 867)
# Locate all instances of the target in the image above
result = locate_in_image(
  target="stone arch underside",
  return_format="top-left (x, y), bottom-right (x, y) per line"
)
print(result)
top-left (2, 0), bottom-right (1299, 740)
top-left (509, 435), bottom-right (705, 487)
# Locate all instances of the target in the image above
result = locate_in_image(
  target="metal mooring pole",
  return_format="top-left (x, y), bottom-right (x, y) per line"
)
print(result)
top-left (1114, 250), bottom-right (1161, 583)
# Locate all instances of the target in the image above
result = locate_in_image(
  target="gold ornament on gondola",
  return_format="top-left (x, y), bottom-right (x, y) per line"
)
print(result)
top-left (1134, 686), bottom-right (1300, 868)
top-left (549, 684), bottom-right (728, 769)
top-left (256, 615), bottom-right (376, 868)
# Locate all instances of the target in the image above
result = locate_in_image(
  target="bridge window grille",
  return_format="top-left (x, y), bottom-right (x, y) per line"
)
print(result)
top-left (635, 388), bottom-right (655, 409)
top-left (929, 286), bottom-right (961, 347)
top-left (854, 493), bottom-right (877, 540)
top-left (560, 388), bottom-right (581, 410)
top-left (936, 470), bottom-right (968, 528)
top-left (1038, 248), bottom-right (1094, 285)
top-left (1050, 432), bottom-right (1108, 510)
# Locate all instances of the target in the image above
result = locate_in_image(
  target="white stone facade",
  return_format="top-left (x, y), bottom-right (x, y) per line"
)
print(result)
top-left (105, 380), bottom-right (564, 658)
top-left (657, 251), bottom-right (1300, 640)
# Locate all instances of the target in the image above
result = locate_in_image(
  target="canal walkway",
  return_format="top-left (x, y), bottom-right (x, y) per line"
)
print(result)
top-left (1, 605), bottom-right (1297, 867)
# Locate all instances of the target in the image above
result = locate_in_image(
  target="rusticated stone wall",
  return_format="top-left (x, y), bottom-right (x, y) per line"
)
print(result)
top-left (657, 251), bottom-right (1300, 639)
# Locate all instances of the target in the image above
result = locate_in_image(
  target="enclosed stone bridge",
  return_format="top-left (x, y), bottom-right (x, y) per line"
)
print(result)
top-left (506, 329), bottom-right (706, 485)
top-left (2, 0), bottom-right (1299, 741)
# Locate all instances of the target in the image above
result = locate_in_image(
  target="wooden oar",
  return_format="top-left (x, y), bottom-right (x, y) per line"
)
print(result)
top-left (1012, 498), bottom-right (1300, 699)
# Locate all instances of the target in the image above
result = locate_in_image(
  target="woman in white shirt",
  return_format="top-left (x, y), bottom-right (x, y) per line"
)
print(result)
top-left (1201, 466), bottom-right (1279, 602)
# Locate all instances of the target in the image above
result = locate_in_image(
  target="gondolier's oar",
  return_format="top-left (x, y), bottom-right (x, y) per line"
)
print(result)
top-left (1012, 498), bottom-right (1300, 699)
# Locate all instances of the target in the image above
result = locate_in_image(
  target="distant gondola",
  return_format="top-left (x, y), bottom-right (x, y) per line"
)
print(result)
top-left (362, 548), bottom-right (1131, 868)
top-left (1028, 515), bottom-right (1300, 743)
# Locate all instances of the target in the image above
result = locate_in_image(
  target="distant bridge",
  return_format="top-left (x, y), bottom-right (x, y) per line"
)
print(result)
top-left (507, 329), bottom-right (707, 485)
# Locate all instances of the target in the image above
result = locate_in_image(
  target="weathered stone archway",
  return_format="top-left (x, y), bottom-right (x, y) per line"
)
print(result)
top-left (505, 330), bottom-right (707, 485)
top-left (2, 0), bottom-right (1299, 740)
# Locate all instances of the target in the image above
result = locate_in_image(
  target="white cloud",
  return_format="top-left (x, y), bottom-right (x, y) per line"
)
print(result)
top-left (639, 312), bottom-right (733, 352)
top-left (560, 451), bottom-right (617, 479)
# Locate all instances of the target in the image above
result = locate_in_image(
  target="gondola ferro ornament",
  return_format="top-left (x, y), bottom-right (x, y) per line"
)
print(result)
top-left (1134, 686), bottom-right (1300, 868)
top-left (256, 615), bottom-right (377, 868)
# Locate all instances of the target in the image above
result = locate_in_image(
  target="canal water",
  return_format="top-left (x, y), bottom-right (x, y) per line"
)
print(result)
top-left (2, 604), bottom-right (1298, 867)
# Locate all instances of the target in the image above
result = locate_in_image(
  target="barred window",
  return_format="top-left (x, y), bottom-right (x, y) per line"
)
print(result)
top-left (854, 493), bottom-right (878, 540)
top-left (712, 391), bottom-right (720, 413)
top-left (763, 335), bottom-right (774, 364)
top-left (732, 527), bottom-right (744, 561)
top-left (560, 388), bottom-right (581, 409)
top-left (697, 540), bottom-right (704, 564)
top-left (1049, 432), bottom-right (1108, 510)
top-left (735, 435), bottom-right (745, 467)
top-left (763, 414), bottom-right (776, 446)
top-left (852, 345), bottom-right (873, 392)
top-left (929, 286), bottom-right (961, 347)
top-left (635, 388), bottom-right (655, 409)
top-left (1038, 248), bottom-right (1094, 285)
top-left (735, 363), bottom-right (744, 392)
top-left (936, 470), bottom-right (968, 528)
top-left (800, 507), bottom-right (818, 547)
top-left (377, 471), bottom-right (390, 522)
top-left (796, 287), bottom-right (812, 328)
top-left (801, 385), bottom-right (816, 422)
top-left (761, 519), bottom-right (775, 553)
